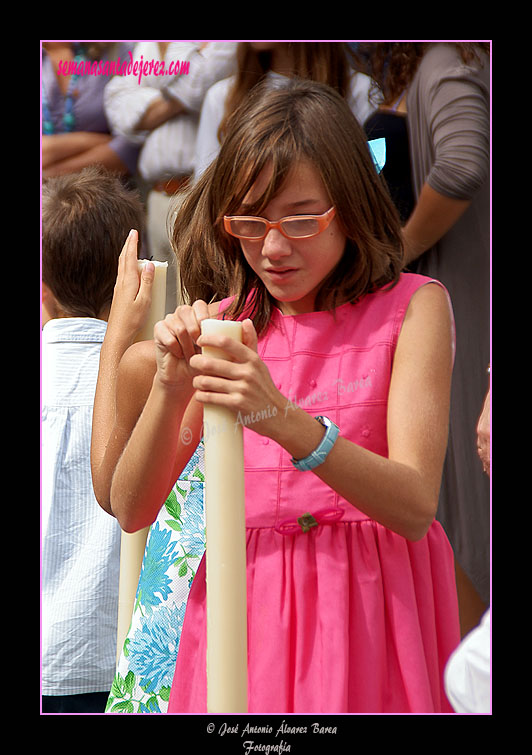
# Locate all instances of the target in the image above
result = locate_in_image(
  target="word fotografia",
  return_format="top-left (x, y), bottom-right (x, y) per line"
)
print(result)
top-left (56, 51), bottom-right (191, 85)
top-left (243, 742), bottom-right (290, 755)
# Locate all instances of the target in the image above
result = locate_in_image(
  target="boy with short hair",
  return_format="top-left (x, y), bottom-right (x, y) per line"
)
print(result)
top-left (41, 166), bottom-right (145, 713)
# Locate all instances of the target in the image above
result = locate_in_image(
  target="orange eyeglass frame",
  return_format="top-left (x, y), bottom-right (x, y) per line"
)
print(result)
top-left (223, 206), bottom-right (336, 240)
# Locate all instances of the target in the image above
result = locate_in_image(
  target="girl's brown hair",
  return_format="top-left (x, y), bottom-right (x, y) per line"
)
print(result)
top-left (173, 78), bottom-right (403, 334)
top-left (218, 42), bottom-right (357, 143)
top-left (42, 166), bottom-right (144, 318)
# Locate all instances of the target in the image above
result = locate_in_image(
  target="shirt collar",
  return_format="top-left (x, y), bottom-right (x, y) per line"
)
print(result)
top-left (42, 317), bottom-right (107, 344)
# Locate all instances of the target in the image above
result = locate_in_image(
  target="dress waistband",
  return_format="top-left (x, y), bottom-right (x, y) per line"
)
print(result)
top-left (274, 507), bottom-right (344, 536)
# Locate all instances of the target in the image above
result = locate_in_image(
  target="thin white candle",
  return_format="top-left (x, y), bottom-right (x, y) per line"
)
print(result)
top-left (201, 318), bottom-right (248, 713)
top-left (115, 259), bottom-right (168, 663)
top-left (134, 260), bottom-right (168, 343)
top-left (116, 534), bottom-right (147, 663)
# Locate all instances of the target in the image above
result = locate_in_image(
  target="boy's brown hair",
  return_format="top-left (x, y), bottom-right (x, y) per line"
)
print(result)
top-left (42, 166), bottom-right (144, 318)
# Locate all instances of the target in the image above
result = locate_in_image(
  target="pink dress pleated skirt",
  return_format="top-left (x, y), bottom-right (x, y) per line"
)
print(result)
top-left (168, 517), bottom-right (458, 713)
top-left (168, 274), bottom-right (461, 713)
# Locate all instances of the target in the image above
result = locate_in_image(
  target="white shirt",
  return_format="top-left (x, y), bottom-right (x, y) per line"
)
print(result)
top-left (445, 609), bottom-right (491, 714)
top-left (42, 318), bottom-right (121, 695)
top-left (104, 41), bottom-right (237, 183)
top-left (193, 69), bottom-right (377, 180)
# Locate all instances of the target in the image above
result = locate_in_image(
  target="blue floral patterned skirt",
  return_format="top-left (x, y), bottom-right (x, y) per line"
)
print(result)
top-left (106, 442), bottom-right (205, 713)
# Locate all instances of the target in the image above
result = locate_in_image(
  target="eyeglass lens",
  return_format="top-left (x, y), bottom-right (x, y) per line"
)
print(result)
top-left (229, 217), bottom-right (320, 239)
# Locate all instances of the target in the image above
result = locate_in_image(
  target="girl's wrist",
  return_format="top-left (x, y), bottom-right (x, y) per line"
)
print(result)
top-left (101, 325), bottom-right (136, 355)
top-left (267, 401), bottom-right (325, 460)
top-left (153, 370), bottom-right (195, 401)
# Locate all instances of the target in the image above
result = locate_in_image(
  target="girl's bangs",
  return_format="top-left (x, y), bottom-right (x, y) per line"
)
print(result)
top-left (219, 131), bottom-right (301, 221)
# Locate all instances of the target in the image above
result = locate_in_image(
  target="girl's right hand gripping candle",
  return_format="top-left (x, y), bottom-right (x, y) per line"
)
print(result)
top-left (201, 318), bottom-right (248, 713)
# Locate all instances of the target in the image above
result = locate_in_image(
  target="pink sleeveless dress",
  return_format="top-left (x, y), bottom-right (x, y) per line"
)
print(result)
top-left (168, 273), bottom-right (460, 713)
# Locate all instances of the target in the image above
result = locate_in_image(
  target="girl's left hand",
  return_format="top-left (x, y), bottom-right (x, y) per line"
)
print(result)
top-left (190, 319), bottom-right (285, 438)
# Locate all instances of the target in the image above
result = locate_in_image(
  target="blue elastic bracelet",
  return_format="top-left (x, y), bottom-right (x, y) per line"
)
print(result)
top-left (291, 416), bottom-right (340, 471)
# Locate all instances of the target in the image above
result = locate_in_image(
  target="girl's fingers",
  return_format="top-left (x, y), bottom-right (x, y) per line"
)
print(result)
top-left (192, 374), bottom-right (237, 394)
top-left (154, 317), bottom-right (186, 359)
top-left (241, 319), bottom-right (258, 353)
top-left (118, 228), bottom-right (134, 260)
top-left (192, 382), bottom-right (243, 409)
top-left (175, 300), bottom-right (212, 357)
top-left (119, 229), bottom-right (137, 266)
top-left (173, 305), bottom-right (203, 361)
top-left (196, 332), bottom-right (256, 364)
top-left (155, 301), bottom-right (209, 363)
top-left (124, 228), bottom-right (138, 259)
top-left (136, 260), bottom-right (154, 304)
top-left (115, 233), bottom-right (129, 282)
top-left (189, 353), bottom-right (243, 378)
top-left (191, 299), bottom-right (212, 325)
top-left (115, 229), bottom-right (140, 291)
top-left (178, 300), bottom-right (211, 349)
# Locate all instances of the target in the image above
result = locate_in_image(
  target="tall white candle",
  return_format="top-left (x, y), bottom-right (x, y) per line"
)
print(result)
top-left (201, 318), bottom-right (248, 713)
top-left (115, 259), bottom-right (168, 663)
